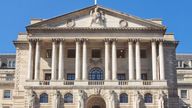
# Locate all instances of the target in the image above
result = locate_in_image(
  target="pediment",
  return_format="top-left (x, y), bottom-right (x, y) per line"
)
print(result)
top-left (27, 5), bottom-right (166, 30)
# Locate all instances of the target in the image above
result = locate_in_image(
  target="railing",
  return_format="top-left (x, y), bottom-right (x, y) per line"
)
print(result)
top-left (88, 80), bottom-right (104, 85)
top-left (63, 81), bottom-right (74, 85)
top-left (143, 80), bottom-right (152, 85)
top-left (118, 80), bottom-right (129, 85)
top-left (39, 80), bottom-right (50, 85)
top-left (0, 77), bottom-right (14, 81)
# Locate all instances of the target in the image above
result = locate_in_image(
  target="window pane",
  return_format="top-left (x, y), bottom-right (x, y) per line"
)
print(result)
top-left (92, 49), bottom-right (101, 58)
top-left (181, 90), bottom-right (187, 98)
top-left (141, 49), bottom-right (147, 58)
top-left (4, 90), bottom-right (11, 99)
top-left (120, 93), bottom-right (128, 103)
top-left (40, 93), bottom-right (48, 103)
top-left (89, 67), bottom-right (103, 80)
top-left (64, 93), bottom-right (73, 103)
top-left (144, 93), bottom-right (152, 103)
top-left (117, 74), bottom-right (126, 80)
top-left (117, 49), bottom-right (125, 58)
top-left (141, 73), bottom-right (147, 80)
top-left (68, 49), bottom-right (75, 58)
top-left (67, 74), bottom-right (75, 80)
top-left (45, 73), bottom-right (51, 80)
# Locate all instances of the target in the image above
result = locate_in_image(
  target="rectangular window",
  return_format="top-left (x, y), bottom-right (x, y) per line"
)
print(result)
top-left (44, 73), bottom-right (51, 80)
top-left (67, 49), bottom-right (75, 58)
top-left (46, 49), bottom-right (52, 58)
top-left (181, 90), bottom-right (187, 99)
top-left (67, 74), bottom-right (75, 80)
top-left (117, 49), bottom-right (126, 58)
top-left (140, 49), bottom-right (147, 58)
top-left (92, 49), bottom-right (101, 58)
top-left (141, 73), bottom-right (147, 80)
top-left (3, 90), bottom-right (11, 99)
top-left (117, 74), bottom-right (126, 80)
top-left (6, 74), bottom-right (13, 81)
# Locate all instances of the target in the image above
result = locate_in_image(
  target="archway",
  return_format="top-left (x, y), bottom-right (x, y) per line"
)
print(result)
top-left (86, 95), bottom-right (106, 108)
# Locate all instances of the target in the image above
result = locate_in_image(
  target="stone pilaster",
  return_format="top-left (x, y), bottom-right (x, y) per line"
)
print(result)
top-left (58, 39), bottom-right (65, 80)
top-left (75, 39), bottom-right (81, 80)
top-left (128, 39), bottom-right (134, 80)
top-left (34, 39), bottom-right (40, 80)
top-left (82, 39), bottom-right (88, 80)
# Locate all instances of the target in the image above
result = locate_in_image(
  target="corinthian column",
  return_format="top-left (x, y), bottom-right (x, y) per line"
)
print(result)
top-left (105, 39), bottom-right (110, 80)
top-left (58, 39), bottom-right (64, 80)
top-left (75, 39), bottom-right (81, 80)
top-left (82, 39), bottom-right (88, 80)
top-left (151, 40), bottom-right (157, 80)
top-left (135, 39), bottom-right (141, 80)
top-left (112, 39), bottom-right (117, 80)
top-left (27, 40), bottom-right (34, 80)
top-left (128, 39), bottom-right (134, 80)
top-left (159, 40), bottom-right (165, 80)
top-left (34, 39), bottom-right (40, 80)
top-left (51, 39), bottom-right (58, 80)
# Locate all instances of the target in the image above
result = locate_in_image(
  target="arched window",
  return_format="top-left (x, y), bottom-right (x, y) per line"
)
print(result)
top-left (120, 93), bottom-right (128, 103)
top-left (64, 93), bottom-right (73, 103)
top-left (40, 93), bottom-right (48, 103)
top-left (144, 93), bottom-right (152, 103)
top-left (89, 67), bottom-right (104, 80)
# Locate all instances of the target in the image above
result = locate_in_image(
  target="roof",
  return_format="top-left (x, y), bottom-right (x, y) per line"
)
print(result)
top-left (176, 54), bottom-right (192, 60)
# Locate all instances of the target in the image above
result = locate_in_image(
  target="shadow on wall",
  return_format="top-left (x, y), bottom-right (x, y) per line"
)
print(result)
top-left (179, 98), bottom-right (191, 108)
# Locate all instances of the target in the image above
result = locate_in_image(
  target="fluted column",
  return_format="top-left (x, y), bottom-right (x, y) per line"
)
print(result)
top-left (128, 39), bottom-right (134, 80)
top-left (58, 39), bottom-right (64, 80)
top-left (151, 40), bottom-right (157, 80)
top-left (112, 39), bottom-right (117, 80)
top-left (135, 39), bottom-right (141, 80)
top-left (159, 40), bottom-right (165, 80)
top-left (105, 39), bottom-right (110, 80)
top-left (82, 39), bottom-right (88, 80)
top-left (34, 39), bottom-right (40, 80)
top-left (27, 40), bottom-right (34, 80)
top-left (75, 39), bottom-right (81, 80)
top-left (51, 39), bottom-right (58, 80)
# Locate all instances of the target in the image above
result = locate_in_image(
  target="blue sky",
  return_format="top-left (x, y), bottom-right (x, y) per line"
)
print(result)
top-left (0, 0), bottom-right (191, 53)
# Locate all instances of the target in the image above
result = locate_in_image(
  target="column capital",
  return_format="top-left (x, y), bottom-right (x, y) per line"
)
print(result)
top-left (58, 38), bottom-right (65, 42)
top-left (134, 38), bottom-right (141, 42)
top-left (75, 38), bottom-right (82, 42)
top-left (82, 38), bottom-right (88, 42)
top-left (52, 38), bottom-right (60, 42)
top-left (111, 38), bottom-right (117, 42)
top-left (104, 38), bottom-right (111, 42)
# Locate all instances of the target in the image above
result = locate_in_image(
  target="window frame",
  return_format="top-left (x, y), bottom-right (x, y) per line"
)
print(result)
top-left (64, 93), bottom-right (73, 103)
top-left (144, 93), bottom-right (153, 103)
top-left (45, 49), bottom-right (52, 58)
top-left (180, 90), bottom-right (188, 99)
top-left (39, 93), bottom-right (49, 103)
top-left (117, 74), bottom-right (126, 80)
top-left (117, 49), bottom-right (126, 58)
top-left (91, 49), bottom-right (101, 58)
top-left (119, 93), bottom-right (128, 103)
top-left (67, 73), bottom-right (75, 80)
top-left (140, 49), bottom-right (147, 59)
top-left (3, 90), bottom-right (11, 99)
top-left (67, 48), bottom-right (76, 58)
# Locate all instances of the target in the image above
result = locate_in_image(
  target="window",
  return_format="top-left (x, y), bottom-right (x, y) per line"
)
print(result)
top-left (6, 74), bottom-right (13, 81)
top-left (67, 74), bottom-right (75, 80)
top-left (46, 49), bottom-right (52, 58)
top-left (67, 49), bottom-right (75, 58)
top-left (89, 67), bottom-right (104, 80)
top-left (117, 74), bottom-right (126, 80)
top-left (181, 90), bottom-right (187, 99)
top-left (44, 73), bottom-right (51, 80)
top-left (64, 93), bottom-right (73, 103)
top-left (120, 93), bottom-right (128, 103)
top-left (40, 93), bottom-right (48, 103)
top-left (141, 73), bottom-right (147, 80)
top-left (144, 93), bottom-right (153, 103)
top-left (117, 49), bottom-right (126, 58)
top-left (92, 49), bottom-right (101, 58)
top-left (3, 90), bottom-right (11, 99)
top-left (141, 49), bottom-right (147, 58)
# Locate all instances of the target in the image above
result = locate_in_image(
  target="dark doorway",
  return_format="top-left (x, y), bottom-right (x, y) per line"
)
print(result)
top-left (92, 105), bottom-right (100, 108)
top-left (44, 73), bottom-right (51, 80)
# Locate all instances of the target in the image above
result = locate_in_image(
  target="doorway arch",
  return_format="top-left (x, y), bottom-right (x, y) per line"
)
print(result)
top-left (86, 95), bottom-right (106, 108)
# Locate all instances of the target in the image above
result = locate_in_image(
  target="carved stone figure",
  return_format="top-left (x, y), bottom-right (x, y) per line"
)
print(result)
top-left (78, 90), bottom-right (86, 108)
top-left (134, 91), bottom-right (142, 108)
top-left (109, 90), bottom-right (116, 108)
top-left (159, 91), bottom-right (167, 108)
top-left (29, 91), bottom-right (36, 108)
top-left (55, 90), bottom-right (61, 108)
top-left (90, 7), bottom-right (106, 27)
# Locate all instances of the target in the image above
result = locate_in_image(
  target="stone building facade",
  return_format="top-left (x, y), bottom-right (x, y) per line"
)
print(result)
top-left (0, 5), bottom-right (181, 108)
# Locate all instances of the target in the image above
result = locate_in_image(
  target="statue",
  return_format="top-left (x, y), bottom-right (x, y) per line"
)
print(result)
top-left (29, 91), bottom-right (36, 108)
top-left (54, 90), bottom-right (61, 108)
top-left (134, 91), bottom-right (142, 108)
top-left (109, 90), bottom-right (116, 108)
top-left (78, 90), bottom-right (86, 108)
top-left (90, 7), bottom-right (106, 27)
top-left (158, 91), bottom-right (167, 108)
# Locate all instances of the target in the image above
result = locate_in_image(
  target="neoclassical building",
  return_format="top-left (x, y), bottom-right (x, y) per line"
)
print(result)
top-left (1, 5), bottom-right (181, 108)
